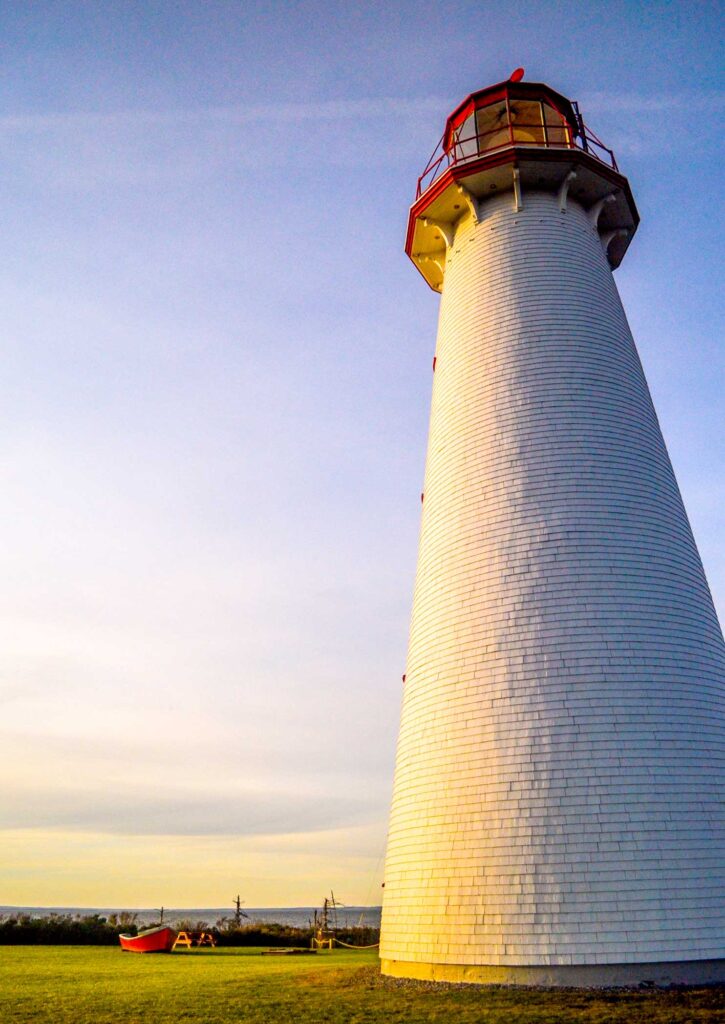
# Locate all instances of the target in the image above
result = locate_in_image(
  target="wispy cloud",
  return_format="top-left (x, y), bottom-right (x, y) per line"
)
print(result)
top-left (1, 90), bottom-right (719, 183)
top-left (578, 90), bottom-right (725, 157)
top-left (3, 90), bottom-right (720, 138)
top-left (0, 95), bottom-right (444, 188)
top-left (0, 784), bottom-right (377, 837)
top-left (582, 90), bottom-right (725, 113)
top-left (0, 97), bottom-right (444, 134)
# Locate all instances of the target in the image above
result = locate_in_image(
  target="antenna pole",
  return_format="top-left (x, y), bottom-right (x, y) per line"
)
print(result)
top-left (232, 894), bottom-right (247, 926)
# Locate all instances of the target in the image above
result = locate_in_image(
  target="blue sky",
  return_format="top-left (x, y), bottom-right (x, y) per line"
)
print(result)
top-left (0, 0), bottom-right (722, 908)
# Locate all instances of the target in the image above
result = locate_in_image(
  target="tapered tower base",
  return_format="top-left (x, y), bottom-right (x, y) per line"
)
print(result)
top-left (381, 957), bottom-right (725, 987)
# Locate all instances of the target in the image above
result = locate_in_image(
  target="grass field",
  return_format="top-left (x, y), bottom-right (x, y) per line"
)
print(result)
top-left (1, 946), bottom-right (724, 1024)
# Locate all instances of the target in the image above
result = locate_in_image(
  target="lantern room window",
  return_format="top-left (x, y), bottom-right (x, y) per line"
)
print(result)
top-left (475, 102), bottom-right (509, 152)
top-left (509, 99), bottom-right (572, 146)
top-left (452, 113), bottom-right (478, 161)
top-left (447, 91), bottom-right (574, 161)
top-left (509, 99), bottom-right (546, 144)
top-left (542, 101), bottom-right (571, 146)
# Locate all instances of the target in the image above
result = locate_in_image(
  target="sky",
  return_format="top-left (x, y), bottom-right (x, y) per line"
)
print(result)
top-left (0, 0), bottom-right (722, 910)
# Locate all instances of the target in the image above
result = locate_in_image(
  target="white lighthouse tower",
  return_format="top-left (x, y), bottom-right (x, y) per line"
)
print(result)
top-left (380, 71), bottom-right (725, 986)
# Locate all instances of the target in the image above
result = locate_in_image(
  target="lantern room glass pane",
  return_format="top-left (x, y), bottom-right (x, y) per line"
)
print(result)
top-left (475, 102), bottom-right (509, 151)
top-left (453, 113), bottom-right (478, 161)
top-left (509, 100), bottom-right (546, 144)
top-left (542, 101), bottom-right (572, 146)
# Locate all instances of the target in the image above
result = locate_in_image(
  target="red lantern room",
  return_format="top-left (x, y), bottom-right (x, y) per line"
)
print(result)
top-left (443, 78), bottom-right (577, 159)
top-left (407, 70), bottom-right (639, 291)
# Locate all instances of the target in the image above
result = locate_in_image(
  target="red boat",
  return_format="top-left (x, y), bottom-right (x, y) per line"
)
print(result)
top-left (119, 925), bottom-right (177, 953)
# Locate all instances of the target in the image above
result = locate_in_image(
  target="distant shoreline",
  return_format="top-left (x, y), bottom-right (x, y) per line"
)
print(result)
top-left (0, 905), bottom-right (383, 928)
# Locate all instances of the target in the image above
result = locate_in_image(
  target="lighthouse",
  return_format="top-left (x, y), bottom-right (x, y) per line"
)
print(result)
top-left (380, 71), bottom-right (725, 986)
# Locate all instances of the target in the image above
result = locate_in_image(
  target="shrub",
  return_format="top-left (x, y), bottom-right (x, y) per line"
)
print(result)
top-left (0, 913), bottom-right (138, 945)
top-left (212, 920), bottom-right (379, 948)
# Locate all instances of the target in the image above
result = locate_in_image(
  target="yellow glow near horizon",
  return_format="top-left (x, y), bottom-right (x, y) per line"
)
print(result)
top-left (0, 824), bottom-right (387, 909)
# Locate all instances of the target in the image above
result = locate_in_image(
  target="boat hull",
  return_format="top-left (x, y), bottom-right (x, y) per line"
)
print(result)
top-left (119, 926), bottom-right (177, 953)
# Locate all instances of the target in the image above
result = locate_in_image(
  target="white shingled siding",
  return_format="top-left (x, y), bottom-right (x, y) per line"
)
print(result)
top-left (380, 191), bottom-right (725, 968)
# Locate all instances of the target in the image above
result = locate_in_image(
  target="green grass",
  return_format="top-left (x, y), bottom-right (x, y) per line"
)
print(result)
top-left (1, 946), bottom-right (723, 1024)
